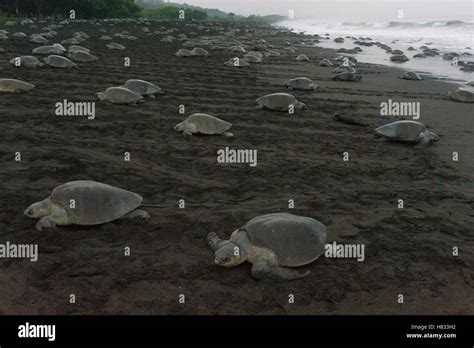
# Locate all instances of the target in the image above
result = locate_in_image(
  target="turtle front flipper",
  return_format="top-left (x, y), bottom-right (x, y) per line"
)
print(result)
top-left (251, 262), bottom-right (311, 281)
top-left (35, 207), bottom-right (69, 231)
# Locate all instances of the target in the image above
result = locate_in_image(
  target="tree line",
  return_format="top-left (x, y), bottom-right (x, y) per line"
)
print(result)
top-left (0, 0), bottom-right (142, 19)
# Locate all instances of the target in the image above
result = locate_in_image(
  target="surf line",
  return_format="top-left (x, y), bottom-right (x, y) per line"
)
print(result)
top-left (0, 241), bottom-right (38, 262)
top-left (55, 99), bottom-right (96, 120)
top-left (217, 147), bottom-right (258, 167)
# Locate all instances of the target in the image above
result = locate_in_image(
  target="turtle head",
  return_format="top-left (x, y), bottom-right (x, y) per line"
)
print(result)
top-left (24, 197), bottom-right (51, 219)
top-left (174, 122), bottom-right (184, 132)
top-left (428, 131), bottom-right (440, 142)
top-left (96, 92), bottom-right (106, 101)
top-left (214, 240), bottom-right (247, 268)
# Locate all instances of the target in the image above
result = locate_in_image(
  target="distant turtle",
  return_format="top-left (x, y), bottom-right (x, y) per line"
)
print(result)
top-left (296, 54), bottom-right (310, 61)
top-left (42, 55), bottom-right (76, 68)
top-left (175, 49), bottom-right (195, 57)
top-left (174, 113), bottom-right (233, 137)
top-left (333, 72), bottom-right (362, 81)
top-left (32, 45), bottom-right (64, 55)
top-left (68, 45), bottom-right (90, 53)
top-left (390, 54), bottom-right (409, 62)
top-left (0, 79), bottom-right (35, 93)
top-left (10, 55), bottom-right (44, 68)
top-left (122, 79), bottom-right (164, 98)
top-left (242, 54), bottom-right (262, 63)
top-left (96, 87), bottom-right (144, 105)
top-left (375, 120), bottom-right (439, 144)
top-left (446, 89), bottom-right (474, 103)
top-left (229, 45), bottom-right (246, 53)
top-left (30, 35), bottom-right (49, 44)
top-left (99, 35), bottom-right (112, 40)
top-left (106, 43), bottom-right (125, 50)
top-left (285, 77), bottom-right (317, 91)
top-left (332, 66), bottom-right (356, 74)
top-left (208, 213), bottom-right (327, 280)
top-left (191, 47), bottom-right (209, 57)
top-left (223, 57), bottom-right (250, 67)
top-left (67, 51), bottom-right (97, 62)
top-left (400, 71), bottom-right (422, 80)
top-left (319, 59), bottom-right (334, 67)
top-left (24, 180), bottom-right (150, 231)
top-left (256, 93), bottom-right (305, 112)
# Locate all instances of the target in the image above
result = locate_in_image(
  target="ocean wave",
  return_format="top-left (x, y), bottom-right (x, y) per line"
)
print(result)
top-left (341, 20), bottom-right (473, 29)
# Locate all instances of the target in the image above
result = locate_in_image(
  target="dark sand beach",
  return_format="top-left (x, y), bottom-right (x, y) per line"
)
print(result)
top-left (0, 20), bottom-right (473, 315)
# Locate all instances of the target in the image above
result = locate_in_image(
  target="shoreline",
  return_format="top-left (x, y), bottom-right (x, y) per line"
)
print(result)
top-left (0, 19), bottom-right (473, 315)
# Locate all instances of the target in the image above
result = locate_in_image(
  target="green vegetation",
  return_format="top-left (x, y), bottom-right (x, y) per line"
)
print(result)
top-left (0, 0), bottom-right (142, 19)
top-left (144, 6), bottom-right (208, 21)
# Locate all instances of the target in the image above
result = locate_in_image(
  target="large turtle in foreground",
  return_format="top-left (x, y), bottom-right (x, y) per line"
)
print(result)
top-left (24, 180), bottom-right (150, 231)
top-left (174, 113), bottom-right (233, 137)
top-left (375, 120), bottom-right (439, 144)
top-left (256, 93), bottom-right (305, 112)
top-left (96, 87), bottom-right (144, 105)
top-left (208, 213), bottom-right (327, 280)
top-left (0, 78), bottom-right (35, 92)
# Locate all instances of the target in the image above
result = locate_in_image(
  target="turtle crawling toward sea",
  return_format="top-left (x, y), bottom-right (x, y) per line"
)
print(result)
top-left (400, 71), bottom-right (422, 80)
top-left (24, 180), bottom-right (150, 231)
top-left (333, 72), bottom-right (362, 82)
top-left (446, 89), bottom-right (474, 103)
top-left (122, 79), bottom-right (164, 98)
top-left (284, 77), bottom-right (317, 91)
top-left (42, 55), bottom-right (76, 68)
top-left (256, 93), bottom-right (306, 112)
top-left (375, 120), bottom-right (439, 145)
top-left (96, 87), bottom-right (144, 105)
top-left (0, 78), bottom-right (35, 92)
top-left (208, 213), bottom-right (327, 280)
top-left (174, 113), bottom-right (233, 137)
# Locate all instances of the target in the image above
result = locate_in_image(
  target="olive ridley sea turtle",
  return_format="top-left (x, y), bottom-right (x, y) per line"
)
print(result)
top-left (174, 113), bottom-right (233, 137)
top-left (285, 77), bottom-right (317, 91)
top-left (207, 213), bottom-right (327, 280)
top-left (256, 93), bottom-right (306, 112)
top-left (375, 120), bottom-right (439, 144)
top-left (96, 87), bottom-right (144, 105)
top-left (24, 180), bottom-right (150, 231)
top-left (0, 78), bottom-right (35, 92)
top-left (446, 89), bottom-right (474, 103)
top-left (42, 55), bottom-right (76, 68)
top-left (122, 79), bottom-right (164, 98)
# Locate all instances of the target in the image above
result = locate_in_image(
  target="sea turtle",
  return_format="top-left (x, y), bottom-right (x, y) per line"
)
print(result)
top-left (223, 57), bottom-right (250, 67)
top-left (32, 45), bottom-right (64, 55)
top-left (106, 43), bottom-right (125, 50)
top-left (319, 59), bottom-right (334, 67)
top-left (68, 45), bottom-right (90, 53)
top-left (191, 47), bottom-right (209, 57)
top-left (122, 79), bottom-right (164, 98)
top-left (67, 50), bottom-right (97, 62)
top-left (256, 93), bottom-right (306, 112)
top-left (96, 87), bottom-right (144, 105)
top-left (333, 72), bottom-right (362, 81)
top-left (175, 49), bottom-right (195, 57)
top-left (446, 89), bottom-right (474, 103)
top-left (296, 54), bottom-right (310, 61)
top-left (284, 77), bottom-right (317, 91)
top-left (174, 113), bottom-right (233, 137)
top-left (242, 54), bottom-right (262, 63)
top-left (24, 180), bottom-right (150, 231)
top-left (390, 54), bottom-right (409, 62)
top-left (207, 213), bottom-right (327, 280)
top-left (10, 55), bottom-right (44, 68)
top-left (400, 71), bottom-right (422, 80)
top-left (30, 35), bottom-right (49, 44)
top-left (0, 79), bottom-right (35, 93)
top-left (42, 55), bottom-right (76, 68)
top-left (375, 120), bottom-right (439, 144)
top-left (332, 66), bottom-right (356, 74)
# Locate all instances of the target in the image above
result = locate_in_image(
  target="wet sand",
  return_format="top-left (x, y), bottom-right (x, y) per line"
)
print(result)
top-left (0, 20), bottom-right (473, 315)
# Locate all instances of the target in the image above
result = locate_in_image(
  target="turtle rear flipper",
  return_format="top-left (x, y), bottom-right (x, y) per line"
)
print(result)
top-left (251, 262), bottom-right (310, 281)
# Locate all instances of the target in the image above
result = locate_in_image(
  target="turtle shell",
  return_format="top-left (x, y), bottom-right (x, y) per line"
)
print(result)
top-left (123, 80), bottom-right (161, 96)
top-left (286, 77), bottom-right (315, 90)
top-left (242, 213), bottom-right (327, 267)
top-left (50, 181), bottom-right (142, 225)
top-left (104, 87), bottom-right (143, 104)
top-left (257, 93), bottom-right (297, 111)
top-left (185, 113), bottom-right (232, 134)
top-left (45, 55), bottom-right (76, 68)
top-left (375, 120), bottom-right (429, 142)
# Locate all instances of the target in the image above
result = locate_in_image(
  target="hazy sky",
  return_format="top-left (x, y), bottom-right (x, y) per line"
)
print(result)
top-left (174, 0), bottom-right (473, 19)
